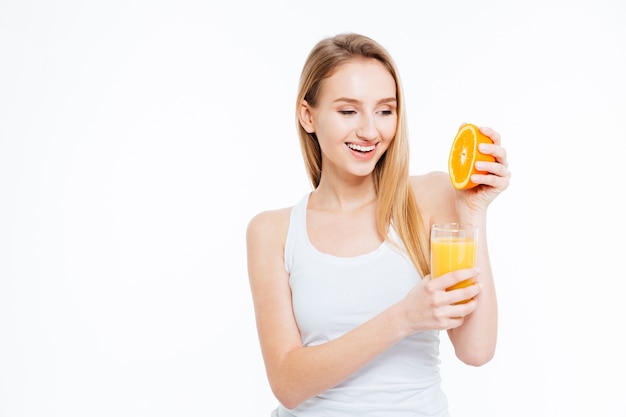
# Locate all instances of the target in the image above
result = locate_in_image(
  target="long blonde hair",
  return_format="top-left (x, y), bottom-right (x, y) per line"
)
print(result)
top-left (296, 33), bottom-right (430, 277)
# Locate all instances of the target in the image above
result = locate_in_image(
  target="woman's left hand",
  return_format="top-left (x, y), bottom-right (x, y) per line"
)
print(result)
top-left (455, 126), bottom-right (511, 215)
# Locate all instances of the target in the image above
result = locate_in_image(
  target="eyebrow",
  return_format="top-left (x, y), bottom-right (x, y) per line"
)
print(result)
top-left (333, 97), bottom-right (397, 105)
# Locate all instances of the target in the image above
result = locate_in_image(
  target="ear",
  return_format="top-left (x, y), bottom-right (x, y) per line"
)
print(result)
top-left (298, 100), bottom-right (315, 133)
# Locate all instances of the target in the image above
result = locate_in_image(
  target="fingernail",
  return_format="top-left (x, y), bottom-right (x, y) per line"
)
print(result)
top-left (475, 268), bottom-right (481, 274)
top-left (478, 144), bottom-right (489, 152)
top-left (475, 162), bottom-right (486, 170)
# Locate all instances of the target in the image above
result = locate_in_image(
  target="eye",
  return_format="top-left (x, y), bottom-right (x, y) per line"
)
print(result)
top-left (378, 109), bottom-right (395, 116)
top-left (339, 110), bottom-right (356, 115)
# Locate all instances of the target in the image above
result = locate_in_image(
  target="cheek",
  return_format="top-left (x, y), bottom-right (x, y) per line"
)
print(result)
top-left (320, 120), bottom-right (355, 143)
top-left (381, 120), bottom-right (398, 141)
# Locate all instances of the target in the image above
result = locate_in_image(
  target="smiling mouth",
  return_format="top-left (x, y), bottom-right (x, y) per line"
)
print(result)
top-left (346, 143), bottom-right (376, 152)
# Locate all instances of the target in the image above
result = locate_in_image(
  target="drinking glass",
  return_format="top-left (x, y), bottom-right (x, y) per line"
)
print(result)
top-left (430, 223), bottom-right (478, 302)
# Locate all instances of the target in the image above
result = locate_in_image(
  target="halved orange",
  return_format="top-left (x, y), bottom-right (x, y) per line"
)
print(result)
top-left (448, 124), bottom-right (495, 190)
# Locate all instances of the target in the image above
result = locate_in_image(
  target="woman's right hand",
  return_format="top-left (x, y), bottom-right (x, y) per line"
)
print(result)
top-left (399, 268), bottom-right (481, 333)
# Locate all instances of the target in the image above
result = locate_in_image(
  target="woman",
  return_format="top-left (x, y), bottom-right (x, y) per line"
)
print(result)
top-left (246, 33), bottom-right (510, 417)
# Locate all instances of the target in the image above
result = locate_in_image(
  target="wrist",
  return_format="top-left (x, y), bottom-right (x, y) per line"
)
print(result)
top-left (386, 300), bottom-right (411, 340)
top-left (457, 208), bottom-right (487, 229)
top-left (387, 301), bottom-right (414, 340)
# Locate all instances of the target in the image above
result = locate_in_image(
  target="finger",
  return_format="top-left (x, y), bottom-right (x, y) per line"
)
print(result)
top-left (475, 160), bottom-right (510, 177)
top-left (447, 284), bottom-right (481, 305)
top-left (470, 172), bottom-right (510, 192)
top-left (445, 316), bottom-right (465, 330)
top-left (478, 143), bottom-right (508, 168)
top-left (478, 126), bottom-right (501, 145)
top-left (432, 268), bottom-right (479, 291)
top-left (470, 168), bottom-right (511, 190)
top-left (448, 297), bottom-right (479, 317)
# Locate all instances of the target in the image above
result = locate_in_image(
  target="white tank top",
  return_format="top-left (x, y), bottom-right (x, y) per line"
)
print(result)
top-left (278, 193), bottom-right (449, 417)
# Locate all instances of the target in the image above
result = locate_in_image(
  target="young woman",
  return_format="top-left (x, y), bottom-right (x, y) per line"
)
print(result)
top-left (246, 33), bottom-right (510, 417)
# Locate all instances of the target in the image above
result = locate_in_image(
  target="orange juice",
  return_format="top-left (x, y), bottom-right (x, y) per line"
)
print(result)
top-left (431, 236), bottom-right (477, 291)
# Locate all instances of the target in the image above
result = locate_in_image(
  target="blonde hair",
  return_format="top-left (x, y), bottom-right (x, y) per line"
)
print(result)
top-left (296, 33), bottom-right (430, 276)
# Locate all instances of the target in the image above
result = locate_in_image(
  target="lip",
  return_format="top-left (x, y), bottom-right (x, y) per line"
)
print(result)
top-left (345, 142), bottom-right (379, 161)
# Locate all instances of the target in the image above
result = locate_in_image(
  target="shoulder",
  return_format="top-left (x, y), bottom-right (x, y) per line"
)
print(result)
top-left (246, 207), bottom-right (294, 294)
top-left (410, 171), bottom-right (458, 225)
top-left (410, 171), bottom-right (455, 204)
top-left (246, 206), bottom-right (293, 249)
top-left (410, 170), bottom-right (450, 192)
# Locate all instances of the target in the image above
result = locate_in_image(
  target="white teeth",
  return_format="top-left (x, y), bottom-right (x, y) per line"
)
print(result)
top-left (347, 143), bottom-right (376, 152)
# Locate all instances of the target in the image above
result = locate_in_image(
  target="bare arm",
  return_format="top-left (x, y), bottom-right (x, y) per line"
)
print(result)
top-left (446, 208), bottom-right (498, 366)
top-left (449, 126), bottom-right (510, 365)
top-left (247, 209), bottom-right (406, 408)
top-left (414, 126), bottom-right (510, 366)
top-left (413, 171), bottom-right (499, 366)
top-left (247, 208), bottom-right (477, 408)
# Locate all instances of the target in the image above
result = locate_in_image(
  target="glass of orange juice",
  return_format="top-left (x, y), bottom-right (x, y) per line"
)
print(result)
top-left (430, 223), bottom-right (477, 303)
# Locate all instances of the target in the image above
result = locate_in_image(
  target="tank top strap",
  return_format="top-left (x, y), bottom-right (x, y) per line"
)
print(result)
top-left (284, 193), bottom-right (310, 273)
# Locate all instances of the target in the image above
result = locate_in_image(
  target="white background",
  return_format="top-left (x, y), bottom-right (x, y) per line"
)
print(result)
top-left (1, 1), bottom-right (625, 416)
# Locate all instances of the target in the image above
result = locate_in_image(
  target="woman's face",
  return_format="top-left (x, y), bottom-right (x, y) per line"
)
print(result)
top-left (300, 58), bottom-right (398, 181)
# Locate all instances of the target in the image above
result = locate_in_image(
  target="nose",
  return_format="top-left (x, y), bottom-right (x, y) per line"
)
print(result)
top-left (355, 114), bottom-right (378, 141)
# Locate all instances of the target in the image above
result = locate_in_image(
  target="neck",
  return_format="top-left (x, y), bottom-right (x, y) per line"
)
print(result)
top-left (312, 175), bottom-right (377, 211)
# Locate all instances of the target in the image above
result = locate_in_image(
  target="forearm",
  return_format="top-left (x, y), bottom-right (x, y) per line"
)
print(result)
top-left (448, 216), bottom-right (498, 365)
top-left (268, 302), bottom-right (408, 409)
